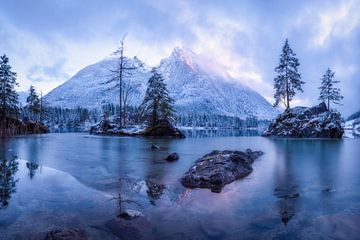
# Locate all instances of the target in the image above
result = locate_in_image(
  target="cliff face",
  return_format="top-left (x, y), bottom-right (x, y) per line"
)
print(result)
top-left (263, 103), bottom-right (344, 138)
top-left (0, 118), bottom-right (49, 137)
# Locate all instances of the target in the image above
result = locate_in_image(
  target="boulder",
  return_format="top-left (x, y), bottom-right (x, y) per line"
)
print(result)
top-left (164, 152), bottom-right (179, 162)
top-left (141, 120), bottom-right (185, 138)
top-left (263, 103), bottom-right (344, 138)
top-left (181, 149), bottom-right (263, 193)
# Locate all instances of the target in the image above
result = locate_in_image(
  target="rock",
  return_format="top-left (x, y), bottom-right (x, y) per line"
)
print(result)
top-left (274, 185), bottom-right (300, 199)
top-left (141, 120), bottom-right (185, 138)
top-left (146, 180), bottom-right (165, 204)
top-left (181, 149), bottom-right (263, 193)
top-left (322, 188), bottom-right (336, 193)
top-left (263, 103), bottom-right (344, 138)
top-left (164, 152), bottom-right (179, 162)
top-left (118, 209), bottom-right (144, 220)
top-left (150, 144), bottom-right (160, 150)
top-left (44, 228), bottom-right (86, 240)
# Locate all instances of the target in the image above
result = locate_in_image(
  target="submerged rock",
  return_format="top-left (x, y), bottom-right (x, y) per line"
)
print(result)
top-left (150, 144), bottom-right (161, 150)
top-left (164, 152), bottom-right (179, 162)
top-left (44, 228), bottom-right (86, 240)
top-left (181, 149), bottom-right (263, 193)
top-left (141, 120), bottom-right (185, 138)
top-left (118, 209), bottom-right (144, 220)
top-left (146, 180), bottom-right (165, 204)
top-left (263, 103), bottom-right (344, 138)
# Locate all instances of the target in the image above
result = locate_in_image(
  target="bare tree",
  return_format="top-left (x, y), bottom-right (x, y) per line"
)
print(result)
top-left (102, 34), bottom-right (140, 128)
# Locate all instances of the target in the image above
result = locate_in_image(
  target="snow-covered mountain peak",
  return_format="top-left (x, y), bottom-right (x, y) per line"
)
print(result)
top-left (44, 47), bottom-right (279, 120)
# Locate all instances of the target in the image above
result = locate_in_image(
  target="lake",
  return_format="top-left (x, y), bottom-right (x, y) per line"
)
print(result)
top-left (0, 132), bottom-right (359, 239)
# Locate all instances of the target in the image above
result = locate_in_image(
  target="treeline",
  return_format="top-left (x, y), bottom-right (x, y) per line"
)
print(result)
top-left (174, 114), bottom-right (270, 129)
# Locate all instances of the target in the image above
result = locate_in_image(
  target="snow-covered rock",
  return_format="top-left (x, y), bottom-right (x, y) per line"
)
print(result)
top-left (345, 115), bottom-right (360, 137)
top-left (263, 103), bottom-right (344, 138)
top-left (44, 47), bottom-right (279, 120)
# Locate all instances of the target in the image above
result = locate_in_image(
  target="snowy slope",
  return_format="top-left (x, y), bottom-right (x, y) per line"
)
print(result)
top-left (44, 47), bottom-right (279, 119)
top-left (158, 47), bottom-right (279, 119)
top-left (44, 56), bottom-right (150, 108)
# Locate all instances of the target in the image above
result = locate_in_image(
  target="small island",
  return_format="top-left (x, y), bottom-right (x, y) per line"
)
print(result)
top-left (263, 40), bottom-right (344, 138)
top-left (263, 102), bottom-right (343, 138)
top-left (90, 68), bottom-right (185, 138)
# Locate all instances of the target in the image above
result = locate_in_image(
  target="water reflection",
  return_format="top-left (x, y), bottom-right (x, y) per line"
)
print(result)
top-left (272, 140), bottom-right (300, 225)
top-left (0, 156), bottom-right (19, 208)
top-left (26, 162), bottom-right (40, 180)
top-left (182, 128), bottom-right (261, 138)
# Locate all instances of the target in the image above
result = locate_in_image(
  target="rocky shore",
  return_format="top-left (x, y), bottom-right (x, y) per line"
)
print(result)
top-left (0, 117), bottom-right (49, 137)
top-left (90, 118), bottom-right (185, 139)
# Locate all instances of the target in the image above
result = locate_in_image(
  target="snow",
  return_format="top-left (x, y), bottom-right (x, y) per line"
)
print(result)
top-left (44, 47), bottom-right (279, 120)
top-left (344, 117), bottom-right (360, 138)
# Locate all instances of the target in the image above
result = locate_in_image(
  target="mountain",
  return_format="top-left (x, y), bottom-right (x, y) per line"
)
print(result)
top-left (44, 47), bottom-right (279, 119)
top-left (17, 91), bottom-right (28, 107)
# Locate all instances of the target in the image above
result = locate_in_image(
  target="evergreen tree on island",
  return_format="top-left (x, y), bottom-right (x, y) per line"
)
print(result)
top-left (318, 68), bottom-right (343, 110)
top-left (26, 85), bottom-right (41, 122)
top-left (141, 68), bottom-right (174, 128)
top-left (0, 55), bottom-right (19, 122)
top-left (273, 39), bottom-right (304, 110)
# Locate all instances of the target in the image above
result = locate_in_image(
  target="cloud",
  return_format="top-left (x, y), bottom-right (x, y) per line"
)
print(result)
top-left (27, 60), bottom-right (69, 83)
top-left (301, 0), bottom-right (360, 48)
top-left (0, 0), bottom-right (359, 116)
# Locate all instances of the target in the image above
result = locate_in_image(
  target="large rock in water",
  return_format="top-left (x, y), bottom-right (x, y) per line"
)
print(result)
top-left (181, 149), bottom-right (263, 193)
top-left (141, 120), bottom-right (185, 138)
top-left (263, 103), bottom-right (344, 138)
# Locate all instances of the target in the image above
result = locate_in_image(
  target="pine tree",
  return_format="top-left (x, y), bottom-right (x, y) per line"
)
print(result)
top-left (318, 68), bottom-right (343, 110)
top-left (0, 55), bottom-right (19, 121)
top-left (141, 68), bottom-right (174, 128)
top-left (26, 85), bottom-right (41, 121)
top-left (273, 39), bottom-right (304, 110)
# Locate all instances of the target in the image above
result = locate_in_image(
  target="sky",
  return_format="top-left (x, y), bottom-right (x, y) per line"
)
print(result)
top-left (0, 0), bottom-right (359, 116)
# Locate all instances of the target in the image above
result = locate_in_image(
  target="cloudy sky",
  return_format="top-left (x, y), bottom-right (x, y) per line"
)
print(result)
top-left (0, 0), bottom-right (359, 116)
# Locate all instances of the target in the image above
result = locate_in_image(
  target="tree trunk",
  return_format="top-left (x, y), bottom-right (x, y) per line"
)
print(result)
top-left (152, 99), bottom-right (157, 128)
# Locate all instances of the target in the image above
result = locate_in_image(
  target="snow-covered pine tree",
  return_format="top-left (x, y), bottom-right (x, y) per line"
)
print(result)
top-left (0, 55), bottom-right (19, 121)
top-left (141, 68), bottom-right (174, 128)
top-left (273, 39), bottom-right (304, 110)
top-left (318, 68), bottom-right (343, 110)
top-left (26, 85), bottom-right (41, 122)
